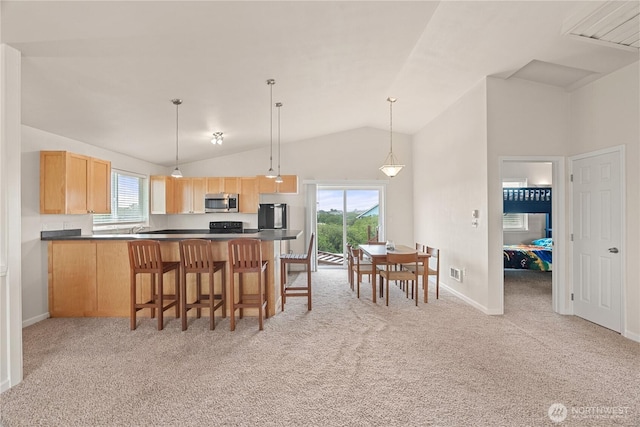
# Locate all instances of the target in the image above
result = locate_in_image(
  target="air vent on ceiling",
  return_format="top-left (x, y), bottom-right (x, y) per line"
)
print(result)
top-left (563, 0), bottom-right (640, 51)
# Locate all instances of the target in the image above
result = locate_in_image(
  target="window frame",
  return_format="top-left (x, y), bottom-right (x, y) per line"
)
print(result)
top-left (93, 168), bottom-right (149, 230)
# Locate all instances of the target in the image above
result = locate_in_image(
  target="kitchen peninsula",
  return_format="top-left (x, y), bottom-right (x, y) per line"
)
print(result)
top-left (42, 229), bottom-right (302, 319)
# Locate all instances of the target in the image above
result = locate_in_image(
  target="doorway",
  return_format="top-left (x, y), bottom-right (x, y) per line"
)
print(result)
top-left (500, 156), bottom-right (566, 316)
top-left (316, 186), bottom-right (383, 268)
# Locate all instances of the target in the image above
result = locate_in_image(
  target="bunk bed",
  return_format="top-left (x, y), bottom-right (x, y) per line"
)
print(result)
top-left (503, 187), bottom-right (552, 271)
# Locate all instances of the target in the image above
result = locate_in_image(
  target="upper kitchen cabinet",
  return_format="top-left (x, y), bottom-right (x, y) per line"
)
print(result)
top-left (206, 177), bottom-right (240, 194)
top-left (240, 177), bottom-right (258, 213)
top-left (174, 177), bottom-right (206, 214)
top-left (40, 151), bottom-right (111, 214)
top-left (257, 175), bottom-right (298, 194)
top-left (150, 175), bottom-right (176, 214)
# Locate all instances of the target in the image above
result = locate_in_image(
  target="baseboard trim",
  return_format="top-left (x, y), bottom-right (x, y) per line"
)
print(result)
top-left (0, 378), bottom-right (10, 393)
top-left (623, 330), bottom-right (640, 343)
top-left (440, 284), bottom-right (502, 315)
top-left (22, 312), bottom-right (49, 328)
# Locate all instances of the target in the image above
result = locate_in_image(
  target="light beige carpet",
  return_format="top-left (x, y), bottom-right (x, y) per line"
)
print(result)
top-left (1, 269), bottom-right (638, 426)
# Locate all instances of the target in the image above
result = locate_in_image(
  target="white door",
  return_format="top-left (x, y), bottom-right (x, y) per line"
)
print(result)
top-left (572, 150), bottom-right (623, 332)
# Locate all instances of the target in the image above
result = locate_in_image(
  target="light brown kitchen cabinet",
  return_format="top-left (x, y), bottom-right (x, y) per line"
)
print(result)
top-left (174, 177), bottom-right (206, 214)
top-left (223, 177), bottom-right (240, 194)
top-left (240, 177), bottom-right (258, 213)
top-left (150, 175), bottom-right (177, 214)
top-left (206, 177), bottom-right (223, 194)
top-left (257, 174), bottom-right (298, 194)
top-left (40, 151), bottom-right (111, 214)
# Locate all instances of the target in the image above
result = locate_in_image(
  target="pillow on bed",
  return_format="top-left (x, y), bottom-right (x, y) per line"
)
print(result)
top-left (531, 238), bottom-right (553, 247)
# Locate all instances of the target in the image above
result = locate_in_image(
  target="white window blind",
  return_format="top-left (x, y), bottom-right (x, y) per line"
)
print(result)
top-left (93, 169), bottom-right (148, 225)
top-left (503, 180), bottom-right (528, 231)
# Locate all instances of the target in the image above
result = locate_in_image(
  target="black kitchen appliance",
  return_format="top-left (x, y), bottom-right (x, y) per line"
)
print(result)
top-left (258, 203), bottom-right (287, 230)
top-left (209, 221), bottom-right (243, 234)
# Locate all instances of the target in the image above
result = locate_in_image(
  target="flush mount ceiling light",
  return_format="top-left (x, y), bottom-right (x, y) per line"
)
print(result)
top-left (275, 102), bottom-right (283, 184)
top-left (379, 97), bottom-right (404, 178)
top-left (266, 79), bottom-right (276, 179)
top-left (211, 131), bottom-right (223, 145)
top-left (170, 99), bottom-right (183, 178)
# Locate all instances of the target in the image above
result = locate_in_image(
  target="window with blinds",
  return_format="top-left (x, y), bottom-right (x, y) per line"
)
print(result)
top-left (503, 180), bottom-right (528, 231)
top-left (93, 170), bottom-right (148, 225)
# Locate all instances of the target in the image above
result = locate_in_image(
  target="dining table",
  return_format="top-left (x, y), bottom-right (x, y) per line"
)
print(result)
top-left (358, 244), bottom-right (431, 304)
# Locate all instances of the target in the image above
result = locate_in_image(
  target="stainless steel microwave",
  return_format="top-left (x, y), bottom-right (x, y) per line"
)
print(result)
top-left (204, 193), bottom-right (239, 213)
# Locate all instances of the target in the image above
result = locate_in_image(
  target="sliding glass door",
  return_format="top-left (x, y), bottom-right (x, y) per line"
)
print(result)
top-left (316, 186), bottom-right (383, 268)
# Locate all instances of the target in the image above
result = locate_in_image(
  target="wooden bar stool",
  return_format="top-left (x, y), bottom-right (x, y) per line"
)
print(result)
top-left (227, 239), bottom-right (268, 331)
top-left (179, 239), bottom-right (227, 331)
top-left (128, 240), bottom-right (180, 330)
top-left (280, 233), bottom-right (314, 311)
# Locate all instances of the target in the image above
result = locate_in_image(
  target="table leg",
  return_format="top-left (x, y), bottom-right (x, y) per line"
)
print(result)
top-left (371, 259), bottom-right (377, 304)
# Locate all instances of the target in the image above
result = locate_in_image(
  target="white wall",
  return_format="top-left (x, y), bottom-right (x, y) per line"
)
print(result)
top-left (568, 62), bottom-right (640, 340)
top-left (413, 80), bottom-right (490, 311)
top-left (21, 126), bottom-right (168, 326)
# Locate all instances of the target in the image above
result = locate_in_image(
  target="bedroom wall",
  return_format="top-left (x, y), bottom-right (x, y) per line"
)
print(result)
top-left (502, 161), bottom-right (552, 245)
top-left (568, 61), bottom-right (640, 341)
top-left (21, 126), bottom-right (168, 326)
top-left (413, 80), bottom-right (491, 312)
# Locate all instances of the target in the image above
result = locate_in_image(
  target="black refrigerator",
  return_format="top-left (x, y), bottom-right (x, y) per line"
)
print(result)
top-left (258, 203), bottom-right (287, 229)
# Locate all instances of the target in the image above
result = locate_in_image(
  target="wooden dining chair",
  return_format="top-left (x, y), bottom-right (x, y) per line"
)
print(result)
top-left (379, 251), bottom-right (419, 306)
top-left (426, 246), bottom-right (441, 299)
top-left (128, 240), bottom-right (180, 330)
top-left (227, 239), bottom-right (268, 331)
top-left (179, 239), bottom-right (226, 331)
top-left (350, 246), bottom-right (373, 299)
top-left (280, 233), bottom-right (314, 311)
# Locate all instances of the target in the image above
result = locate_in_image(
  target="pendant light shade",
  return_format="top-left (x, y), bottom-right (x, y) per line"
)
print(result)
top-left (275, 102), bottom-right (283, 183)
top-left (379, 97), bottom-right (404, 178)
top-left (171, 99), bottom-right (183, 178)
top-left (266, 79), bottom-right (276, 179)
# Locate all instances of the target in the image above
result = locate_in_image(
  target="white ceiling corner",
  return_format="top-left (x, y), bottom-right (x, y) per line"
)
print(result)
top-left (507, 60), bottom-right (598, 89)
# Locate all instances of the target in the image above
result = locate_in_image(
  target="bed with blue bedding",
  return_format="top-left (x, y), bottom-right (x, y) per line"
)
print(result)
top-left (503, 238), bottom-right (553, 271)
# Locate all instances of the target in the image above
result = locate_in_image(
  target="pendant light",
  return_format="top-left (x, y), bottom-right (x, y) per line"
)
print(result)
top-left (170, 98), bottom-right (183, 178)
top-left (266, 79), bottom-right (276, 179)
top-left (275, 102), bottom-right (283, 183)
top-left (379, 97), bottom-right (404, 178)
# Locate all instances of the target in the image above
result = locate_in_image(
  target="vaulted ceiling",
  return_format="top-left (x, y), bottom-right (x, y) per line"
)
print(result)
top-left (2, 1), bottom-right (638, 166)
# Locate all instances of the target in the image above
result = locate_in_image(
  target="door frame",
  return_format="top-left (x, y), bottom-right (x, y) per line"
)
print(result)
top-left (569, 145), bottom-right (626, 330)
top-left (305, 180), bottom-right (387, 269)
top-left (499, 156), bottom-right (567, 315)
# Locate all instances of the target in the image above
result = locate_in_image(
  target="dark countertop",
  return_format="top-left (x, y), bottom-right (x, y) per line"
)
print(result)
top-left (41, 229), bottom-right (303, 242)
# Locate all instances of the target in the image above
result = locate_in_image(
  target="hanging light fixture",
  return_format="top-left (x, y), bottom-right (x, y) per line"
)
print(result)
top-left (170, 99), bottom-right (183, 178)
top-left (266, 79), bottom-right (277, 178)
top-left (275, 102), bottom-right (283, 183)
top-left (211, 131), bottom-right (223, 145)
top-left (379, 97), bottom-right (404, 178)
